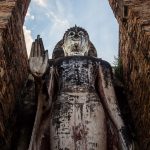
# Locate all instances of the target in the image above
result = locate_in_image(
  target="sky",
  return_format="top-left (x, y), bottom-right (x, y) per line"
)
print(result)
top-left (23, 0), bottom-right (119, 64)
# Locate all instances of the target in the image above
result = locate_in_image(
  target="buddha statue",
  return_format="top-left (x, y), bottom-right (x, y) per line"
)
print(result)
top-left (28, 25), bottom-right (133, 150)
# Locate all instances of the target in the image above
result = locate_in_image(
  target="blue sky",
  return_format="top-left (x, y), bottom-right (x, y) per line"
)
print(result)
top-left (24, 0), bottom-right (119, 64)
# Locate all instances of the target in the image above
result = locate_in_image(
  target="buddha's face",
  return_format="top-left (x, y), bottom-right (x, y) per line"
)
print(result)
top-left (62, 26), bottom-right (89, 56)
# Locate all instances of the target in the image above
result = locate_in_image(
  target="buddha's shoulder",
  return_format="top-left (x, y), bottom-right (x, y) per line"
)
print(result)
top-left (48, 57), bottom-right (112, 70)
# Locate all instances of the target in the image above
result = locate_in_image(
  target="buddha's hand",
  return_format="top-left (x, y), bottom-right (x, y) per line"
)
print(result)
top-left (118, 127), bottom-right (134, 150)
top-left (29, 35), bottom-right (48, 78)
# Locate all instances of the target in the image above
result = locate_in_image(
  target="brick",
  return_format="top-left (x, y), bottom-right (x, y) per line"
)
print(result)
top-left (109, 0), bottom-right (150, 149)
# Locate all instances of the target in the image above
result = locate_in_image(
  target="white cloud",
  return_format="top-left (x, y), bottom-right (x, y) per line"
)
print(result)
top-left (45, 10), bottom-right (72, 57)
top-left (46, 11), bottom-right (71, 29)
top-left (33, 0), bottom-right (48, 7)
top-left (23, 26), bottom-right (33, 57)
top-left (25, 9), bottom-right (35, 20)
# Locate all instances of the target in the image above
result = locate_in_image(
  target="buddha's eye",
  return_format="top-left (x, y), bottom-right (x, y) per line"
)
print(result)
top-left (78, 31), bottom-right (84, 36)
top-left (68, 31), bottom-right (75, 36)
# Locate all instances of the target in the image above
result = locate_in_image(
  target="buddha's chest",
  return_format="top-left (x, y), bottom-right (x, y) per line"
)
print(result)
top-left (55, 57), bottom-right (99, 88)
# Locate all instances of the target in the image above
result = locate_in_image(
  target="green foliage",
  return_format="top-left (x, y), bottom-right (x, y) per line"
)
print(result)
top-left (113, 56), bottom-right (123, 82)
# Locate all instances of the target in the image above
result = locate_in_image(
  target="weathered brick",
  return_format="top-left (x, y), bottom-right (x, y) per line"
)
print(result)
top-left (0, 0), bottom-right (30, 148)
top-left (109, 0), bottom-right (150, 149)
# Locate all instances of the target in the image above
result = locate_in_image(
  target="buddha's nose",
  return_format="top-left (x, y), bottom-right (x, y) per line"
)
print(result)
top-left (74, 34), bottom-right (79, 39)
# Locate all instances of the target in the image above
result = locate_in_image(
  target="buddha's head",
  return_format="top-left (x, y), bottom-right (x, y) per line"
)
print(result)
top-left (62, 25), bottom-right (90, 56)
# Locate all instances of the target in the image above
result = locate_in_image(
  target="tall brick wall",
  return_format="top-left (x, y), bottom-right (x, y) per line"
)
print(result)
top-left (0, 0), bottom-right (30, 147)
top-left (109, 0), bottom-right (150, 149)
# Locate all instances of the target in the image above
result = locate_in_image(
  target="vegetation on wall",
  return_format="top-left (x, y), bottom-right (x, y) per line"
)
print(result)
top-left (113, 56), bottom-right (123, 82)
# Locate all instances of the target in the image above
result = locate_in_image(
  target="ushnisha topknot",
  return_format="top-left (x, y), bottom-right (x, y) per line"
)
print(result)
top-left (63, 25), bottom-right (89, 40)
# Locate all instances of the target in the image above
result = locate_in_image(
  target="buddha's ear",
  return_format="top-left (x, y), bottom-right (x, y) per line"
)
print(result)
top-left (52, 40), bottom-right (64, 59)
top-left (87, 41), bottom-right (97, 57)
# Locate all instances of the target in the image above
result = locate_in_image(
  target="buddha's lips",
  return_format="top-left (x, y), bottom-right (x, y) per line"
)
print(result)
top-left (71, 44), bottom-right (80, 52)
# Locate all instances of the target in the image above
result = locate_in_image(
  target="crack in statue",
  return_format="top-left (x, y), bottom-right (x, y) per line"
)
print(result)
top-left (28, 25), bottom-right (134, 150)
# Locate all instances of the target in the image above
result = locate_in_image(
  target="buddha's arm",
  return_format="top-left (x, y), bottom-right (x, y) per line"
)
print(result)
top-left (28, 66), bottom-right (54, 150)
top-left (28, 36), bottom-right (53, 150)
top-left (97, 60), bottom-right (133, 150)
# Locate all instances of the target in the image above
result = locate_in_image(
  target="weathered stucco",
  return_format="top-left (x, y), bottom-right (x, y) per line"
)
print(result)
top-left (0, 0), bottom-right (30, 148)
top-left (109, 0), bottom-right (150, 149)
top-left (50, 57), bottom-right (107, 150)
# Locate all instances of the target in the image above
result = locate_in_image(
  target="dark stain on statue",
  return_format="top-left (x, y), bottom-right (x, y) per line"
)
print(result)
top-left (100, 60), bottom-right (113, 88)
top-left (72, 123), bottom-right (88, 149)
top-left (75, 103), bottom-right (84, 120)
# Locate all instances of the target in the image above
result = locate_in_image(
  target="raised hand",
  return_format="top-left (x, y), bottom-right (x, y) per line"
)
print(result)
top-left (29, 35), bottom-right (49, 77)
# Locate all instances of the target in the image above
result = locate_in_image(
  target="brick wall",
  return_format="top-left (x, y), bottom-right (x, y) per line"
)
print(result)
top-left (0, 0), bottom-right (30, 147)
top-left (109, 0), bottom-right (150, 149)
